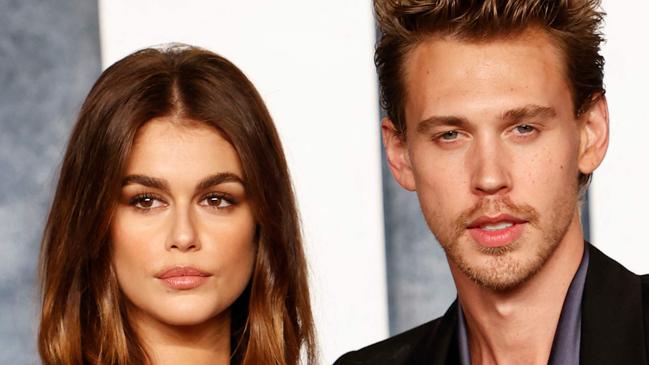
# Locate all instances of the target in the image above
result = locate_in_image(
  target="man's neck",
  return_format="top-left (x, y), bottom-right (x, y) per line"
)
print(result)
top-left (452, 213), bottom-right (585, 365)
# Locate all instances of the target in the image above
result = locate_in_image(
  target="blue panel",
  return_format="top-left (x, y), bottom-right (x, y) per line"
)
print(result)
top-left (379, 120), bottom-right (457, 336)
top-left (582, 191), bottom-right (591, 243)
top-left (381, 160), bottom-right (457, 335)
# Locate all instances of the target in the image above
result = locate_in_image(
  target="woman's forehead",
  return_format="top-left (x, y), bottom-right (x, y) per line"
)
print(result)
top-left (127, 117), bottom-right (243, 182)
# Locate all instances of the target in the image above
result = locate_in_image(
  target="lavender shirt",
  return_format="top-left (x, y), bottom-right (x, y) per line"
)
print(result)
top-left (457, 245), bottom-right (590, 365)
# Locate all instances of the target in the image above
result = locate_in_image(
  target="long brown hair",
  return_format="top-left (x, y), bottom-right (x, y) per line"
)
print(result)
top-left (38, 44), bottom-right (316, 365)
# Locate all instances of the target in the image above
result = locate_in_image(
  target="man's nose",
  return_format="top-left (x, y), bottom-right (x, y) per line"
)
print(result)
top-left (166, 207), bottom-right (200, 252)
top-left (469, 136), bottom-right (512, 196)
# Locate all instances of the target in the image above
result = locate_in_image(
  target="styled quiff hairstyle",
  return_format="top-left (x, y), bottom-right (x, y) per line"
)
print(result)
top-left (374, 0), bottom-right (606, 188)
top-left (38, 45), bottom-right (315, 365)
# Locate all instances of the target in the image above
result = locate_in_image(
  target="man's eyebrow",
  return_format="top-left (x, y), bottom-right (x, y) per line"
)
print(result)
top-left (415, 105), bottom-right (557, 135)
top-left (502, 105), bottom-right (557, 122)
top-left (122, 175), bottom-right (169, 191)
top-left (416, 115), bottom-right (470, 135)
top-left (196, 172), bottom-right (244, 191)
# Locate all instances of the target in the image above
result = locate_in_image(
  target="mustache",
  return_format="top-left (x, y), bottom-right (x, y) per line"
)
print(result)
top-left (456, 197), bottom-right (539, 230)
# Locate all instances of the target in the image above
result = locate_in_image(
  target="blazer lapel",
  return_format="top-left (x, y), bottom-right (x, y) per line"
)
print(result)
top-left (580, 243), bottom-right (648, 364)
top-left (407, 300), bottom-right (460, 365)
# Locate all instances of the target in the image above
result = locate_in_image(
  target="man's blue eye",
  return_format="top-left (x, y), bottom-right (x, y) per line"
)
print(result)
top-left (515, 124), bottom-right (535, 134)
top-left (440, 131), bottom-right (459, 140)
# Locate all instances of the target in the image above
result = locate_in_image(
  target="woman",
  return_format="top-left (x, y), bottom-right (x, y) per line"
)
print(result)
top-left (38, 44), bottom-right (316, 365)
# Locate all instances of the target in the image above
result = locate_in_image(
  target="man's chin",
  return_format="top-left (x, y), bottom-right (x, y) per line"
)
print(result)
top-left (464, 262), bottom-right (537, 292)
top-left (447, 244), bottom-right (552, 292)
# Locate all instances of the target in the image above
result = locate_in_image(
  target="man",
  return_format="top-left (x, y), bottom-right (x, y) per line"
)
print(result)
top-left (336, 1), bottom-right (649, 364)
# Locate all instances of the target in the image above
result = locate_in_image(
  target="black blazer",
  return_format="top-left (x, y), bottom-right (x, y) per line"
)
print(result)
top-left (335, 244), bottom-right (649, 364)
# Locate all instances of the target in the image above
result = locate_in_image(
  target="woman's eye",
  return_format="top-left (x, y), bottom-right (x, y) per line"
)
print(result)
top-left (514, 124), bottom-right (535, 134)
top-left (199, 194), bottom-right (233, 209)
top-left (439, 130), bottom-right (459, 141)
top-left (129, 194), bottom-right (165, 210)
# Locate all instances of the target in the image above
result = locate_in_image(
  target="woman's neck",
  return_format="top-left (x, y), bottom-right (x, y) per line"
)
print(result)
top-left (128, 306), bottom-right (232, 365)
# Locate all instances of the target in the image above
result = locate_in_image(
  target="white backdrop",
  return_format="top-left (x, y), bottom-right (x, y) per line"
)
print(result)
top-left (591, 1), bottom-right (649, 274)
top-left (98, 1), bottom-right (388, 363)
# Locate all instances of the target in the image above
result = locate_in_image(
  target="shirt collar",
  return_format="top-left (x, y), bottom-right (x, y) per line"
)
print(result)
top-left (457, 243), bottom-right (590, 365)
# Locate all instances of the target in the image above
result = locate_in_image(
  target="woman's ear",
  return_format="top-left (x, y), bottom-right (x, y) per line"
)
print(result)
top-left (578, 94), bottom-right (610, 175)
top-left (382, 118), bottom-right (416, 191)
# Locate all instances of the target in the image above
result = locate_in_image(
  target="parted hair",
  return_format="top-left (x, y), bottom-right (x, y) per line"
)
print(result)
top-left (374, 0), bottom-right (606, 189)
top-left (38, 45), bottom-right (316, 365)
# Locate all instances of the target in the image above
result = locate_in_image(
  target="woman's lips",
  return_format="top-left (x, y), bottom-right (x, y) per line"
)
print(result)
top-left (155, 267), bottom-right (211, 290)
top-left (466, 214), bottom-right (527, 248)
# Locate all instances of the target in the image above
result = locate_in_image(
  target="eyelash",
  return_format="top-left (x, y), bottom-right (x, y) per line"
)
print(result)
top-left (198, 192), bottom-right (236, 209)
top-left (127, 192), bottom-right (236, 211)
top-left (434, 124), bottom-right (538, 143)
top-left (513, 124), bottom-right (537, 135)
top-left (439, 130), bottom-right (460, 141)
top-left (434, 130), bottom-right (463, 143)
top-left (128, 193), bottom-right (166, 211)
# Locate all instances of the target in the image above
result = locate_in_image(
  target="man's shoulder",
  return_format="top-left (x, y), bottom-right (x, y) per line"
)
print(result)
top-left (580, 244), bottom-right (649, 364)
top-left (642, 272), bottom-right (649, 305)
top-left (333, 317), bottom-right (445, 365)
top-left (642, 273), bottom-right (649, 285)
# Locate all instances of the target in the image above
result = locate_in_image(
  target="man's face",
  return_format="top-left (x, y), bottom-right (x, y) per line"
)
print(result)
top-left (389, 29), bottom-right (596, 291)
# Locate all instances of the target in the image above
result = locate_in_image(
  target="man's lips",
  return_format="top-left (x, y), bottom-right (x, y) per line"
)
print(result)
top-left (466, 214), bottom-right (527, 229)
top-left (155, 266), bottom-right (212, 290)
top-left (466, 214), bottom-right (528, 248)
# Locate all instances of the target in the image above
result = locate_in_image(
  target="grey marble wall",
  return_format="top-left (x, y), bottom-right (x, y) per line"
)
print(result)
top-left (0, 0), bottom-right (101, 362)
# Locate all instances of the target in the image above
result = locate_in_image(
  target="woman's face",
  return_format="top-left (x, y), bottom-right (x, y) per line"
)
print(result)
top-left (111, 117), bottom-right (256, 329)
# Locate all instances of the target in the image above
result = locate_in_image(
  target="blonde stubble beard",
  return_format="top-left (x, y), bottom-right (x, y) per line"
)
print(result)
top-left (430, 190), bottom-right (579, 292)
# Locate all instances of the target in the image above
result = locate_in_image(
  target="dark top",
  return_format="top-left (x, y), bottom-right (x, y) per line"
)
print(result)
top-left (335, 243), bottom-right (649, 365)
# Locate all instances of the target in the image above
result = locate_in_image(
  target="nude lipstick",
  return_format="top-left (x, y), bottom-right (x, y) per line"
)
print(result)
top-left (155, 267), bottom-right (211, 290)
top-left (466, 214), bottom-right (527, 248)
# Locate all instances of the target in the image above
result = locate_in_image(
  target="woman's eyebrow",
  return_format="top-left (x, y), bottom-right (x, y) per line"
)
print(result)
top-left (196, 172), bottom-right (245, 191)
top-left (121, 172), bottom-right (244, 192)
top-left (122, 175), bottom-right (169, 191)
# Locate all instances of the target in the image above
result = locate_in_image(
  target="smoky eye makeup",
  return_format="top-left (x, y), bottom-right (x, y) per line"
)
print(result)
top-left (198, 191), bottom-right (238, 209)
top-left (123, 188), bottom-right (240, 212)
top-left (127, 192), bottom-right (167, 210)
top-left (119, 171), bottom-right (246, 212)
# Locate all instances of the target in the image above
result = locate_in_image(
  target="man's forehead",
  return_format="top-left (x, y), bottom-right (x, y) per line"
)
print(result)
top-left (402, 27), bottom-right (572, 126)
top-left (404, 27), bottom-right (565, 81)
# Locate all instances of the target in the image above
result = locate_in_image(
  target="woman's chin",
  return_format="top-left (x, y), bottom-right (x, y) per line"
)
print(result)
top-left (129, 297), bottom-right (229, 329)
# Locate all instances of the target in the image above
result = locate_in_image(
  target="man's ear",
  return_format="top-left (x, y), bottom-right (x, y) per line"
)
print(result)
top-left (578, 94), bottom-right (610, 175)
top-left (382, 117), bottom-right (416, 191)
